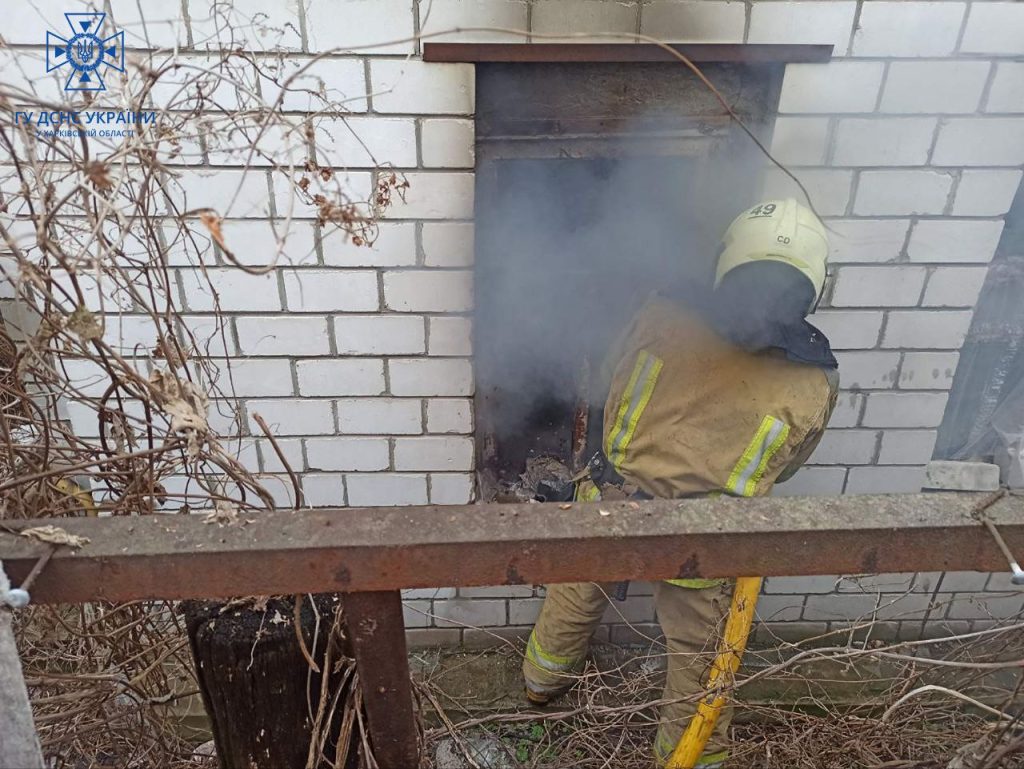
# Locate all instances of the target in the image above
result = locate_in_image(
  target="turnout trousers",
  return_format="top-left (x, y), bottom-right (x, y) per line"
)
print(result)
top-left (523, 579), bottom-right (733, 767)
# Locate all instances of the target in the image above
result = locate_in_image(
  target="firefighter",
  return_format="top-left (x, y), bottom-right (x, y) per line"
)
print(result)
top-left (522, 198), bottom-right (839, 768)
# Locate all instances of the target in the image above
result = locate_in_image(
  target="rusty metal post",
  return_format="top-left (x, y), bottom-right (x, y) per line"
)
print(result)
top-left (341, 591), bottom-right (419, 769)
top-left (0, 563), bottom-right (44, 769)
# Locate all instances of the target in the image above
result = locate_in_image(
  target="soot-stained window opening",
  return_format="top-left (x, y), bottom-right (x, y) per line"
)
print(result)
top-left (465, 49), bottom-right (813, 501)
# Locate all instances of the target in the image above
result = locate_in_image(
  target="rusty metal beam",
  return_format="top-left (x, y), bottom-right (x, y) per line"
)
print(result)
top-left (423, 43), bottom-right (833, 64)
top-left (1, 493), bottom-right (1021, 604)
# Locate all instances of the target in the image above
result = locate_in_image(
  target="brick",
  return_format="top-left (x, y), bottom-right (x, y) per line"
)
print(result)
top-left (862, 388), bottom-right (948, 429)
top-left (960, 2), bottom-right (1024, 55)
top-left (826, 220), bottom-right (910, 264)
top-left (235, 316), bottom-right (330, 356)
top-left (296, 359), bottom-right (386, 396)
top-left (312, 117), bottom-right (417, 168)
top-left (604, 595), bottom-right (656, 624)
top-left (640, 1), bottom-right (745, 42)
top-left (853, 171), bottom-right (953, 217)
top-left (260, 57), bottom-right (367, 113)
top-left (907, 220), bottom-right (1004, 264)
top-left (748, 2), bottom-right (857, 52)
top-left (912, 572), bottom-right (943, 593)
top-left (422, 222), bottom-right (475, 267)
top-left (986, 572), bottom-right (1024, 592)
top-left (403, 588), bottom-right (456, 599)
top-left (394, 436), bottom-right (474, 471)
top-left (170, 171), bottom-right (273, 220)
top-left (300, 474), bottom-right (345, 507)
top-left (256, 438), bottom-right (304, 473)
top-left (461, 586), bottom-right (535, 598)
top-left (428, 316), bottom-right (473, 356)
top-left (838, 573), bottom-right (915, 594)
top-left (933, 118), bottom-right (1024, 166)
top-left (389, 358), bottom-right (474, 396)
top-left (212, 358), bottom-right (295, 397)
top-left (177, 269), bottom-right (279, 312)
top-left (923, 460), bottom-right (1000, 491)
top-left (418, 0), bottom-right (529, 43)
top-left (108, 2), bottom-right (186, 48)
top-left (763, 576), bottom-right (839, 595)
top-left (507, 598), bottom-right (545, 626)
top-left (878, 430), bottom-right (938, 465)
top-left (779, 62), bottom-right (885, 114)
top-left (305, 437), bottom-right (389, 471)
top-left (755, 595), bottom-right (804, 623)
top-left (952, 170), bottom-right (1023, 217)
top-left (402, 600), bottom-right (432, 628)
top-left (194, 220), bottom-right (317, 268)
top-left (874, 593), bottom-right (934, 621)
top-left (188, 0), bottom-right (303, 51)
top-left (531, 0), bottom-right (638, 40)
top-left (803, 594), bottom-right (881, 621)
top-left (938, 571), bottom-right (990, 592)
top-left (421, 119), bottom-right (475, 169)
top-left (833, 351), bottom-right (900, 389)
top-left (922, 267), bottom-right (988, 308)
top-left (462, 626), bottom-right (533, 647)
top-left (899, 352), bottom-right (960, 390)
top-left (986, 63), bottom-right (1024, 114)
top-left (306, 0), bottom-right (414, 54)
top-left (273, 173), bottom-right (372, 218)
top-left (808, 430), bottom-right (878, 465)
top-left (347, 473), bottom-right (429, 506)
top-left (772, 467), bottom-right (847, 496)
top-left (832, 118), bottom-right (936, 167)
top-left (384, 270), bottom-right (473, 312)
top-left (247, 399), bottom-right (335, 436)
top-left (759, 169), bottom-right (852, 217)
top-left (385, 172), bottom-right (474, 220)
top-left (768, 117), bottom-right (830, 166)
top-left (851, 2), bottom-right (966, 57)
top-left (808, 310), bottom-right (884, 349)
top-left (370, 60), bottom-right (474, 114)
top-left (334, 316), bottom-right (426, 355)
top-left (830, 266), bottom-right (927, 308)
top-left (946, 593), bottom-right (1024, 620)
top-left (322, 222), bottom-right (417, 268)
top-left (282, 270), bottom-right (379, 312)
top-left (427, 399), bottom-right (473, 433)
top-left (432, 599), bottom-right (505, 628)
top-left (430, 473), bottom-right (475, 504)
top-left (882, 310), bottom-right (973, 349)
top-left (880, 61), bottom-right (988, 114)
top-left (755, 622), bottom-right (829, 644)
top-left (337, 398), bottom-right (423, 435)
top-left (405, 628), bottom-right (462, 648)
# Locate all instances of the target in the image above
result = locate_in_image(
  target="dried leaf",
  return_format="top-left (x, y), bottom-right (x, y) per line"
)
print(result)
top-left (67, 306), bottom-right (103, 341)
top-left (199, 211), bottom-right (227, 252)
top-left (599, 509), bottom-right (611, 517)
top-left (202, 500), bottom-right (239, 526)
top-left (20, 525), bottom-right (90, 548)
top-left (149, 368), bottom-right (210, 458)
top-left (558, 503), bottom-right (572, 510)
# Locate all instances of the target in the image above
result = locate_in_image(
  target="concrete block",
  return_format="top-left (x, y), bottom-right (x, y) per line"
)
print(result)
top-left (334, 316), bottom-right (427, 355)
top-left (748, 1), bottom-right (857, 52)
top-left (899, 352), bottom-right (960, 390)
top-left (312, 117), bottom-right (417, 168)
top-left (833, 118), bottom-right (936, 167)
top-left (394, 436), bottom-right (474, 471)
top-left (421, 119), bottom-right (476, 168)
top-left (640, 1), bottom-right (745, 42)
top-left (305, 437), bottom-right (389, 472)
top-left (826, 219), bottom-right (911, 264)
top-left (429, 316), bottom-right (473, 356)
top-left (763, 576), bottom-right (839, 594)
top-left (422, 222), bottom-right (475, 267)
top-left (347, 473), bottom-right (429, 506)
top-left (430, 473), bottom-right (476, 504)
top-left (384, 270), bottom-right (473, 312)
top-left (759, 169), bottom-right (853, 217)
top-left (371, 60), bottom-right (474, 114)
top-left (830, 266), bottom-right (927, 308)
top-left (282, 269), bottom-right (380, 312)
top-left (768, 117), bottom-right (830, 166)
top-left (852, 2), bottom-right (966, 57)
top-left (922, 267), bottom-right (988, 308)
top-left (418, 0), bottom-right (529, 43)
top-left (923, 460), bottom-right (1000, 491)
top-left (961, 2), bottom-right (1024, 55)
top-left (235, 316), bottom-right (330, 356)
top-left (808, 310), bottom-right (884, 349)
top-left (986, 63), bottom-right (1024, 113)
top-left (337, 398), bottom-right (423, 435)
top-left (179, 268), bottom-right (281, 312)
top-left (846, 465), bottom-right (926, 494)
top-left (306, 0), bottom-right (415, 54)
top-left (531, 0), bottom-right (639, 40)
top-left (933, 118), bottom-right (1024, 166)
top-left (882, 310), bottom-right (973, 349)
top-left (296, 359), bottom-right (386, 396)
top-left (247, 399), bottom-right (335, 436)
top-left (877, 430), bottom-right (938, 465)
top-left (833, 351), bottom-right (900, 390)
top-left (880, 61), bottom-right (988, 114)
top-left (300, 474), bottom-right (345, 507)
top-left (853, 171), bottom-right (953, 217)
top-left (382, 172), bottom-right (475, 220)
top-left (755, 594), bottom-right (804, 623)
top-left (389, 358), bottom-right (474, 396)
top-left (427, 399), bottom-right (474, 434)
top-left (433, 599), bottom-right (506, 628)
top-left (322, 222), bottom-right (418, 268)
top-left (772, 467), bottom-right (848, 497)
top-left (907, 220), bottom-right (1004, 263)
top-left (952, 170), bottom-right (1023, 217)
top-left (808, 429), bottom-right (879, 465)
top-left (862, 392), bottom-right (949, 428)
top-left (779, 62), bottom-right (885, 114)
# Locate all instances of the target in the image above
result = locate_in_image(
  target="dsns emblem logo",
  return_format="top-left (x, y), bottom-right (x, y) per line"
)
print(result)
top-left (46, 12), bottom-right (124, 92)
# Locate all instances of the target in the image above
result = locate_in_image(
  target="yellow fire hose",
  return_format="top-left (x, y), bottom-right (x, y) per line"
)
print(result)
top-left (666, 576), bottom-right (762, 769)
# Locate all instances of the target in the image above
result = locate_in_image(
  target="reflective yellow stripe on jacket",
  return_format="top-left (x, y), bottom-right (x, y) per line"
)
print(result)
top-left (606, 350), bottom-right (663, 472)
top-left (666, 415), bottom-right (789, 589)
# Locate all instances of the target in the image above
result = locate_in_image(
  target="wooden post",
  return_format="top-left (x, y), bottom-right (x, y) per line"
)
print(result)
top-left (0, 563), bottom-right (44, 769)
